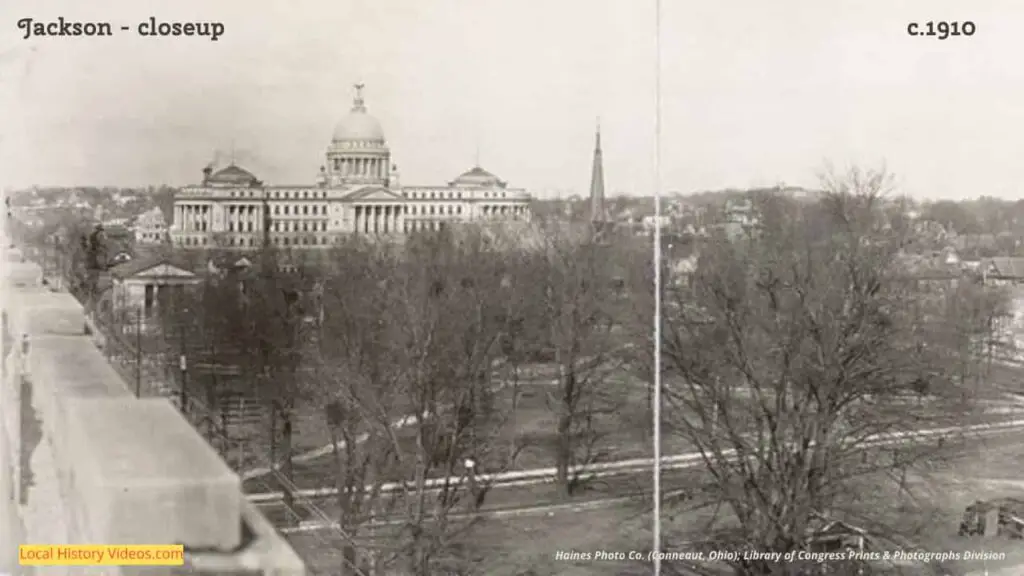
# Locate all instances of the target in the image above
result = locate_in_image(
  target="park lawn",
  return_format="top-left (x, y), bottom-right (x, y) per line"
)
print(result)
top-left (285, 503), bottom-right (655, 576)
top-left (250, 371), bottom-right (686, 492)
top-left (979, 361), bottom-right (1024, 396)
top-left (661, 432), bottom-right (1024, 575)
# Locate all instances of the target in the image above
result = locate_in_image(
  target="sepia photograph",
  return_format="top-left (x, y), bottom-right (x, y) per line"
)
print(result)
top-left (3, 1), bottom-right (1024, 575)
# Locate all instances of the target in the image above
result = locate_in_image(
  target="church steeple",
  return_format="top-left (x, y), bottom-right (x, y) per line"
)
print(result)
top-left (589, 120), bottom-right (606, 223)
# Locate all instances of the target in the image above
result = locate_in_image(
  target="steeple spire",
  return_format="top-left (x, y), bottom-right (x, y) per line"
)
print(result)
top-left (589, 119), bottom-right (606, 223)
top-left (352, 83), bottom-right (366, 112)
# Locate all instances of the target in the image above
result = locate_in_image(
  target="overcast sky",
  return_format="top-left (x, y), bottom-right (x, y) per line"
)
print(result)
top-left (2, 0), bottom-right (1023, 199)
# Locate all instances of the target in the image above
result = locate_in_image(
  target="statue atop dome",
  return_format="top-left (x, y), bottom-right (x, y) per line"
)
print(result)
top-left (353, 83), bottom-right (366, 112)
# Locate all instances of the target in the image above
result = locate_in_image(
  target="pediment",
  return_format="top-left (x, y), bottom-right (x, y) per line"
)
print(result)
top-left (135, 264), bottom-right (196, 278)
top-left (343, 186), bottom-right (405, 202)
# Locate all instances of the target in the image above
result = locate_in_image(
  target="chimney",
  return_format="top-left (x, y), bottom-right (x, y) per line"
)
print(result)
top-left (389, 163), bottom-right (400, 189)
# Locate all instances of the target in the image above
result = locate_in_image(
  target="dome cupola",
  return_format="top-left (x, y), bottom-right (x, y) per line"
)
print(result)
top-left (332, 83), bottom-right (386, 144)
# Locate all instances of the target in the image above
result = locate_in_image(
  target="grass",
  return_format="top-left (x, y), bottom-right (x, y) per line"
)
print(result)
top-left (649, 432), bottom-right (1024, 575)
top-left (285, 504), bottom-right (654, 576)
top-left (242, 366), bottom-right (681, 492)
top-left (275, 429), bottom-right (1024, 575)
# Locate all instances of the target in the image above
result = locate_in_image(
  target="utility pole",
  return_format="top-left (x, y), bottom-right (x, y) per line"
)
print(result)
top-left (179, 316), bottom-right (188, 413)
top-left (135, 307), bottom-right (142, 397)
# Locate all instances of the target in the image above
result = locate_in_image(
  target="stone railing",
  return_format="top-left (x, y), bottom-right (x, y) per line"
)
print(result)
top-left (1, 245), bottom-right (306, 575)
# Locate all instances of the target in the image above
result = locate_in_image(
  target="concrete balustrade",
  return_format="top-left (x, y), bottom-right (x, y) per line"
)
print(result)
top-left (1, 252), bottom-right (306, 575)
top-left (65, 399), bottom-right (241, 549)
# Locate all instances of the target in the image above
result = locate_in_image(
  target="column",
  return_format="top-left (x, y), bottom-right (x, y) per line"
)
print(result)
top-left (383, 206), bottom-right (389, 234)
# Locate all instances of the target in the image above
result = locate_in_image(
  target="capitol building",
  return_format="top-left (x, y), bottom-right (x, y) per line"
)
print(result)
top-left (170, 84), bottom-right (532, 249)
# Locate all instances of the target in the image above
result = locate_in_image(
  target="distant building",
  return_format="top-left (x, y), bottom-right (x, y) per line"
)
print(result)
top-left (723, 198), bottom-right (758, 241)
top-left (135, 207), bottom-right (168, 245)
top-left (640, 215), bottom-right (671, 235)
top-left (108, 256), bottom-right (202, 331)
top-left (981, 257), bottom-right (1024, 286)
top-left (171, 84), bottom-right (531, 250)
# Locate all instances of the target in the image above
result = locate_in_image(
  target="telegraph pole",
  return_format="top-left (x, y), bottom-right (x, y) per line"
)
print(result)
top-left (179, 309), bottom-right (188, 412)
top-left (135, 308), bottom-right (142, 397)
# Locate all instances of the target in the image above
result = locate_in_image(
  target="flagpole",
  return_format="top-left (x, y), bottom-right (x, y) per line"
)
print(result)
top-left (652, 0), bottom-right (663, 573)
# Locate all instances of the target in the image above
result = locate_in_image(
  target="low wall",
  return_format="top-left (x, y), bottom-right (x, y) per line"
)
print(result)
top-left (1, 249), bottom-right (306, 575)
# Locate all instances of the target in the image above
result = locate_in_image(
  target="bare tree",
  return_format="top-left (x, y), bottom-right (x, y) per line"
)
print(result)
top-left (520, 221), bottom-right (624, 499)
top-left (313, 238), bottom-right (407, 575)
top-left (240, 245), bottom-right (314, 511)
top-left (656, 169), bottom-right (992, 574)
top-left (387, 228), bottom-right (517, 575)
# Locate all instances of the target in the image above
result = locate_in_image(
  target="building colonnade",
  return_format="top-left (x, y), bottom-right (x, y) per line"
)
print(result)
top-left (330, 157), bottom-right (388, 180)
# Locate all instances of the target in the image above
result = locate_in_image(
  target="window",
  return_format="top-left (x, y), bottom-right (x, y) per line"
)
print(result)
top-left (284, 206), bottom-right (289, 215)
top-left (274, 206), bottom-right (280, 214)
top-left (303, 205), bottom-right (308, 215)
top-left (312, 206), bottom-right (318, 215)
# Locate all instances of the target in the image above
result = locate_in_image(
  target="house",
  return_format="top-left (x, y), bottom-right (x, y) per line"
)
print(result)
top-left (135, 206), bottom-right (168, 245)
top-left (108, 256), bottom-right (202, 331)
top-left (723, 198), bottom-right (758, 241)
top-left (807, 518), bottom-right (870, 554)
top-left (981, 257), bottom-right (1024, 286)
top-left (940, 246), bottom-right (961, 266)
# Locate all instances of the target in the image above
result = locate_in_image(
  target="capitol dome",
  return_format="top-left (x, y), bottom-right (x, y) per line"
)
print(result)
top-left (332, 84), bottom-right (385, 143)
top-left (450, 166), bottom-right (506, 188)
top-left (206, 164), bottom-right (261, 187)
